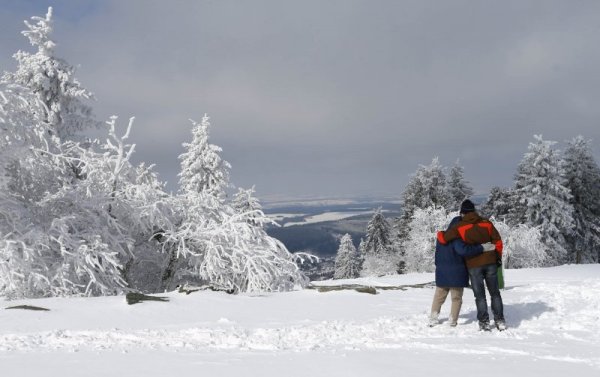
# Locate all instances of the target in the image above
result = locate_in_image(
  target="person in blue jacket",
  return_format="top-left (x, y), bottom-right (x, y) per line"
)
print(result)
top-left (429, 216), bottom-right (496, 327)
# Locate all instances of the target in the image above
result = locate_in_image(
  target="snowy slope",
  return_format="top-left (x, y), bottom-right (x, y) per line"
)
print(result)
top-left (1, 265), bottom-right (599, 376)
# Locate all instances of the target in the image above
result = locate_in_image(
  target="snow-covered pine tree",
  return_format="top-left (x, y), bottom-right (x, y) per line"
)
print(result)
top-left (562, 136), bottom-right (600, 263)
top-left (358, 237), bottom-right (366, 255)
top-left (363, 208), bottom-right (392, 255)
top-left (1, 7), bottom-right (98, 138)
top-left (168, 114), bottom-right (307, 293)
top-left (402, 206), bottom-right (454, 273)
top-left (361, 208), bottom-right (398, 276)
top-left (400, 157), bottom-right (452, 227)
top-left (397, 158), bottom-right (452, 267)
top-left (334, 234), bottom-right (361, 279)
top-left (231, 186), bottom-right (264, 227)
top-left (480, 186), bottom-right (515, 221)
top-left (446, 160), bottom-right (474, 212)
top-left (178, 114), bottom-right (231, 198)
top-left (513, 135), bottom-right (574, 265)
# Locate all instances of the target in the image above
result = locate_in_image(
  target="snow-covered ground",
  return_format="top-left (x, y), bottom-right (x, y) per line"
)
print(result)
top-left (2, 265), bottom-right (599, 376)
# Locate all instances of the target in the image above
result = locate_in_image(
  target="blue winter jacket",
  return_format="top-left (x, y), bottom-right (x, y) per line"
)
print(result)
top-left (434, 216), bottom-right (484, 287)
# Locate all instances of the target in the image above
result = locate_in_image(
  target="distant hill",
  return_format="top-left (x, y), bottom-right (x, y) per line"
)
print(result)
top-left (264, 198), bottom-right (401, 257)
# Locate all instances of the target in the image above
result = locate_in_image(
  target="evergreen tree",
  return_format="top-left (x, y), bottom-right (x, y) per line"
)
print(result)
top-left (562, 136), bottom-right (600, 263)
top-left (480, 186), bottom-right (514, 221)
top-left (334, 234), bottom-right (360, 279)
top-left (513, 135), bottom-right (574, 265)
top-left (401, 157), bottom-right (452, 226)
top-left (363, 208), bottom-right (392, 255)
top-left (231, 186), bottom-right (264, 227)
top-left (361, 208), bottom-right (398, 276)
top-left (446, 160), bottom-right (474, 211)
top-left (1, 7), bottom-right (98, 138)
top-left (178, 114), bottom-right (231, 198)
top-left (398, 157), bottom-right (452, 255)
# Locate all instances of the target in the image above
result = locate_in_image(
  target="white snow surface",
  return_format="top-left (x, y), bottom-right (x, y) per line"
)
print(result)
top-left (283, 211), bottom-right (369, 227)
top-left (2, 265), bottom-right (600, 376)
top-left (282, 209), bottom-right (391, 227)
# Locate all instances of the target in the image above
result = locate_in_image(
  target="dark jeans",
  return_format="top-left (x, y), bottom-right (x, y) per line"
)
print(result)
top-left (468, 263), bottom-right (504, 323)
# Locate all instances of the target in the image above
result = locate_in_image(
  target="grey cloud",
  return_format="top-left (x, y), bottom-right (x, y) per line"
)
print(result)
top-left (1, 0), bottom-right (600, 198)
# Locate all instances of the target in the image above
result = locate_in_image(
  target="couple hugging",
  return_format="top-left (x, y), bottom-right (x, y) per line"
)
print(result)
top-left (430, 199), bottom-right (506, 332)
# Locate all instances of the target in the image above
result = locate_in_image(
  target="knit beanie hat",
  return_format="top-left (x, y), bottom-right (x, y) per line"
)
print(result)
top-left (460, 199), bottom-right (476, 214)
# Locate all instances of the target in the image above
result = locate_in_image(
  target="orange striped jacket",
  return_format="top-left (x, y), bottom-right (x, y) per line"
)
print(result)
top-left (436, 212), bottom-right (503, 269)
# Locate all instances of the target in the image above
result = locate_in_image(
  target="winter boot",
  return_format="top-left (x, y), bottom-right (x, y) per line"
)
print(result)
top-left (448, 316), bottom-right (458, 327)
top-left (495, 320), bottom-right (507, 331)
top-left (478, 321), bottom-right (492, 332)
top-left (428, 313), bottom-right (440, 327)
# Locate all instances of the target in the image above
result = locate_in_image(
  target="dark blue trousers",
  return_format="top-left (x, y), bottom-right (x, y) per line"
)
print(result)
top-left (468, 263), bottom-right (504, 323)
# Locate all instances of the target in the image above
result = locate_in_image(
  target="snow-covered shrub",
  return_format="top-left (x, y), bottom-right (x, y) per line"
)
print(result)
top-left (494, 220), bottom-right (547, 269)
top-left (160, 192), bottom-right (307, 293)
top-left (0, 110), bottom-right (173, 297)
top-left (361, 254), bottom-right (399, 277)
top-left (402, 206), bottom-right (455, 273)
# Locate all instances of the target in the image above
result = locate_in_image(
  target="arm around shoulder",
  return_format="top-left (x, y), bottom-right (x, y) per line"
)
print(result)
top-left (453, 239), bottom-right (483, 258)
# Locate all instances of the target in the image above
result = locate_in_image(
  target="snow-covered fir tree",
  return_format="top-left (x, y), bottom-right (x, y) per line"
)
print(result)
top-left (361, 208), bottom-right (397, 276)
top-left (446, 160), bottom-right (474, 212)
top-left (513, 135), bottom-right (574, 265)
top-left (231, 186), bottom-right (264, 227)
top-left (562, 136), bottom-right (600, 263)
top-left (333, 234), bottom-right (361, 279)
top-left (178, 114), bottom-right (231, 198)
top-left (400, 157), bottom-right (452, 227)
top-left (168, 113), bottom-right (308, 292)
top-left (1, 7), bottom-right (98, 138)
top-left (396, 157), bottom-right (453, 268)
top-left (480, 186), bottom-right (515, 221)
top-left (363, 208), bottom-right (392, 255)
top-left (402, 206), bottom-right (454, 273)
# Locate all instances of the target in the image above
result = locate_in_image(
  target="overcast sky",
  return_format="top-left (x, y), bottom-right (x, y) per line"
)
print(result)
top-left (1, 0), bottom-right (600, 200)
